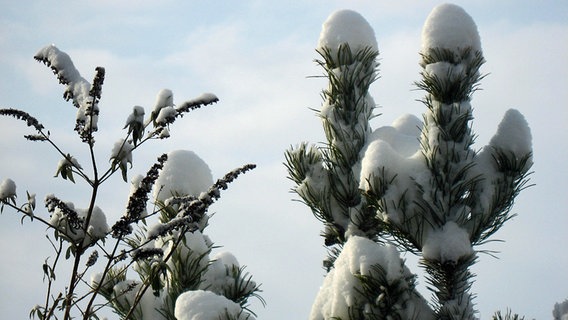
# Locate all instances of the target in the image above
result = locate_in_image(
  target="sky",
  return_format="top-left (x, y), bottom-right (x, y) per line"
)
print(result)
top-left (0, 0), bottom-right (567, 319)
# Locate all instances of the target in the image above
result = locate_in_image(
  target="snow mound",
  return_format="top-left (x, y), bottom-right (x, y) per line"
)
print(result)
top-left (0, 178), bottom-right (16, 202)
top-left (153, 150), bottom-right (213, 202)
top-left (318, 9), bottom-right (377, 54)
top-left (310, 236), bottom-right (408, 319)
top-left (489, 109), bottom-right (533, 157)
top-left (421, 3), bottom-right (481, 53)
top-left (175, 290), bottom-right (254, 320)
top-left (422, 221), bottom-right (473, 263)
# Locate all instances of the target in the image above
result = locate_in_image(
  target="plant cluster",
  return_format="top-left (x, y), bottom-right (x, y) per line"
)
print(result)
top-left (0, 44), bottom-right (262, 320)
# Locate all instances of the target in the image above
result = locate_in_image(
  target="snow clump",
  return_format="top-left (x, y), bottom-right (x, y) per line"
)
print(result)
top-left (152, 150), bottom-right (213, 202)
top-left (421, 3), bottom-right (481, 53)
top-left (34, 45), bottom-right (100, 131)
top-left (175, 290), bottom-right (255, 320)
top-left (422, 221), bottom-right (473, 263)
top-left (489, 109), bottom-right (533, 168)
top-left (310, 236), bottom-right (423, 319)
top-left (0, 178), bottom-right (17, 203)
top-left (318, 9), bottom-right (378, 55)
top-left (48, 200), bottom-right (110, 246)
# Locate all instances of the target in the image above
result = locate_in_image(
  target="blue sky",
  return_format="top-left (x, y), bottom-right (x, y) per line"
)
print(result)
top-left (1, 1), bottom-right (567, 319)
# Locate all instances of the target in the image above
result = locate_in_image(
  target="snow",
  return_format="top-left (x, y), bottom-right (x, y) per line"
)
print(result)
top-left (112, 280), bottom-right (165, 320)
top-left (201, 251), bottom-right (242, 294)
top-left (421, 3), bottom-right (481, 53)
top-left (318, 9), bottom-right (377, 54)
top-left (181, 93), bottom-right (219, 108)
top-left (0, 178), bottom-right (16, 202)
top-left (124, 105), bottom-right (145, 127)
top-left (175, 290), bottom-right (254, 320)
top-left (155, 106), bottom-right (176, 125)
top-left (55, 155), bottom-right (83, 175)
top-left (310, 236), bottom-right (415, 319)
top-left (422, 221), bottom-right (473, 263)
top-left (489, 108), bottom-right (533, 159)
top-left (48, 201), bottom-right (110, 246)
top-left (359, 115), bottom-right (427, 223)
top-left (110, 139), bottom-right (134, 168)
top-left (366, 113), bottom-right (422, 158)
top-left (424, 61), bottom-right (466, 82)
top-left (151, 89), bottom-right (174, 120)
top-left (152, 150), bottom-right (213, 202)
top-left (34, 45), bottom-right (99, 130)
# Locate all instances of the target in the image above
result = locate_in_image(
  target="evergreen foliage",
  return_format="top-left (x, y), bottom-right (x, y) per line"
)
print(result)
top-left (286, 4), bottom-right (533, 320)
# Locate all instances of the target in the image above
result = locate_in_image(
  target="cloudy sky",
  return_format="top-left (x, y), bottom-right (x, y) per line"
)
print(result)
top-left (0, 1), bottom-right (566, 319)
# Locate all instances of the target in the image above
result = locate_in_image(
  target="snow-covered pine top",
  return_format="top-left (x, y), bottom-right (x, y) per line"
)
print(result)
top-left (421, 3), bottom-right (481, 54)
top-left (317, 9), bottom-right (378, 55)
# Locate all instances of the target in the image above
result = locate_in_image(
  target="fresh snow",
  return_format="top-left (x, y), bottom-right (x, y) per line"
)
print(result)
top-left (124, 105), bottom-right (145, 127)
top-left (489, 109), bottom-right (533, 159)
top-left (35, 45), bottom-right (99, 130)
top-left (422, 221), bottom-right (473, 263)
top-left (111, 279), bottom-right (165, 320)
top-left (151, 89), bottom-right (174, 120)
top-left (0, 178), bottom-right (16, 202)
top-left (318, 9), bottom-right (378, 54)
top-left (310, 236), bottom-right (417, 319)
top-left (155, 106), bottom-right (176, 125)
top-left (175, 290), bottom-right (254, 320)
top-left (110, 139), bottom-right (134, 167)
top-left (201, 251), bottom-right (246, 295)
top-left (48, 201), bottom-right (110, 246)
top-left (153, 150), bottom-right (213, 202)
top-left (359, 114), bottom-right (427, 223)
top-left (421, 3), bottom-right (481, 53)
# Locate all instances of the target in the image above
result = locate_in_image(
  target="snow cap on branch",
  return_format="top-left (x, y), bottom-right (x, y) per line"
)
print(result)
top-left (318, 9), bottom-right (378, 54)
top-left (422, 221), bottom-right (473, 263)
top-left (421, 3), bottom-right (481, 53)
top-left (153, 150), bottom-right (213, 202)
top-left (175, 290), bottom-right (254, 320)
top-left (310, 236), bottom-right (415, 319)
top-left (489, 109), bottom-right (533, 158)
top-left (0, 178), bottom-right (16, 203)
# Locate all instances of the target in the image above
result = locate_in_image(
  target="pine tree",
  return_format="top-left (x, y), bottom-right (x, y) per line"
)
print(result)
top-left (286, 4), bottom-right (533, 320)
